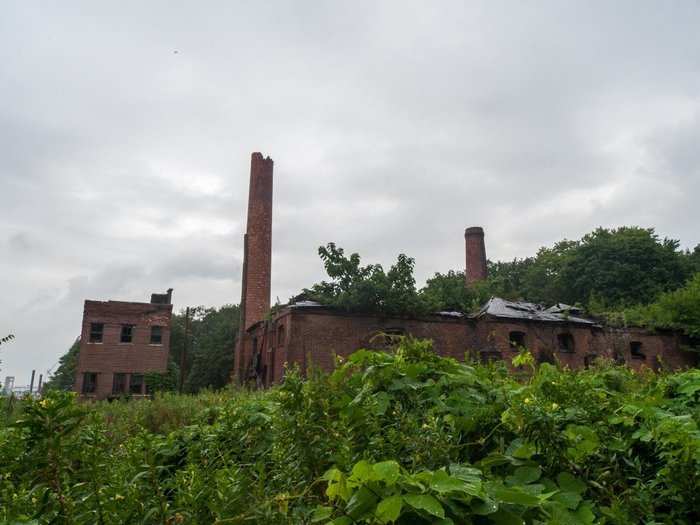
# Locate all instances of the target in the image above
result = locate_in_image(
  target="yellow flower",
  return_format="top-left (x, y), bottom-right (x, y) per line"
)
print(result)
top-left (551, 402), bottom-right (559, 410)
top-left (115, 494), bottom-right (125, 501)
top-left (524, 397), bottom-right (532, 405)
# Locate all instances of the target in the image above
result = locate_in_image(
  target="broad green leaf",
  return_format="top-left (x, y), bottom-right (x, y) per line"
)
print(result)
top-left (553, 491), bottom-right (582, 510)
top-left (508, 465), bottom-right (541, 485)
top-left (430, 470), bottom-right (477, 496)
top-left (491, 485), bottom-right (541, 507)
top-left (311, 506), bottom-right (334, 522)
top-left (374, 461), bottom-right (401, 485)
top-left (506, 438), bottom-right (537, 459)
top-left (404, 494), bottom-right (445, 518)
top-left (376, 495), bottom-right (402, 523)
top-left (350, 460), bottom-right (373, 483)
top-left (556, 473), bottom-right (587, 495)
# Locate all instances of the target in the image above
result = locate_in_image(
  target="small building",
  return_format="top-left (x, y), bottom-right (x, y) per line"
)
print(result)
top-left (74, 290), bottom-right (173, 399)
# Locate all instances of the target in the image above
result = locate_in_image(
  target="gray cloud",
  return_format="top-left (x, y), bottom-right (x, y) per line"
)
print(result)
top-left (1, 1), bottom-right (699, 382)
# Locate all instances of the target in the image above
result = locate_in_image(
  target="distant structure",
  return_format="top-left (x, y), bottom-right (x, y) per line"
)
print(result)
top-left (74, 290), bottom-right (173, 399)
top-left (2, 376), bottom-right (14, 395)
top-left (465, 226), bottom-right (487, 284)
top-left (234, 153), bottom-right (698, 387)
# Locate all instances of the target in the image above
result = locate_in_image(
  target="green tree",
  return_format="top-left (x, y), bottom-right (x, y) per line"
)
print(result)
top-left (304, 243), bottom-right (429, 316)
top-left (623, 273), bottom-right (700, 338)
top-left (44, 338), bottom-right (80, 391)
top-left (184, 304), bottom-right (240, 392)
top-left (555, 227), bottom-right (689, 307)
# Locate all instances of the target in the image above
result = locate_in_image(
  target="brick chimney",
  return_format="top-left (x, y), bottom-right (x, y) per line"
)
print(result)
top-left (240, 152), bottom-right (274, 330)
top-left (465, 226), bottom-right (487, 285)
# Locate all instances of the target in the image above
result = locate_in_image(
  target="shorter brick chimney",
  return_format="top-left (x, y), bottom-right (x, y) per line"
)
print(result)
top-left (465, 226), bottom-right (487, 285)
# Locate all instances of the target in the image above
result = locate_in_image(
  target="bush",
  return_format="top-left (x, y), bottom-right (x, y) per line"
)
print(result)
top-left (1, 338), bottom-right (699, 524)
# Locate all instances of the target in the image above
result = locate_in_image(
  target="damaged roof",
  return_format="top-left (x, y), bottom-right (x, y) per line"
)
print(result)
top-left (475, 297), bottom-right (596, 325)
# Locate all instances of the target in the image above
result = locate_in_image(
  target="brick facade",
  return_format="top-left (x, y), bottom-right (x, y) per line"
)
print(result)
top-left (74, 297), bottom-right (172, 399)
top-left (240, 306), bottom-right (697, 387)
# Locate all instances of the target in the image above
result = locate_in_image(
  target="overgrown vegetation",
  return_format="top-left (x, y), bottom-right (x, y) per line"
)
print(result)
top-left (3, 338), bottom-right (700, 524)
top-left (302, 227), bottom-right (700, 339)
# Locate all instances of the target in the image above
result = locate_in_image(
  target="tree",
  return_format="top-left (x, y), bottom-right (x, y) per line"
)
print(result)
top-left (184, 304), bottom-right (240, 392)
top-left (44, 338), bottom-right (80, 391)
top-left (623, 273), bottom-right (700, 338)
top-left (555, 227), bottom-right (689, 308)
top-left (304, 244), bottom-right (429, 316)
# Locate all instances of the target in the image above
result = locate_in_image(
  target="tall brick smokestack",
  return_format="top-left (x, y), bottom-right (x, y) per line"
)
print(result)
top-left (241, 152), bottom-right (274, 330)
top-left (465, 226), bottom-right (487, 285)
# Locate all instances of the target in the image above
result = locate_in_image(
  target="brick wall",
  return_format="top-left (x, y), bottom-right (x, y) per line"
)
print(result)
top-left (74, 300), bottom-right (172, 399)
top-left (241, 307), bottom-right (697, 385)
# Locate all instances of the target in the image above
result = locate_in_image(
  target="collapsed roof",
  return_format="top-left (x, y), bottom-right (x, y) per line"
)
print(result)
top-left (475, 297), bottom-right (596, 325)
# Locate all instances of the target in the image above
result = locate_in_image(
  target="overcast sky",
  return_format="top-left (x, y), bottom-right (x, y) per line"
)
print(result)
top-left (2, 1), bottom-right (699, 384)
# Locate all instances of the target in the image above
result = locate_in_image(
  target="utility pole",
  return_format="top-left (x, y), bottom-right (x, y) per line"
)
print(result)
top-left (29, 369), bottom-right (36, 395)
top-left (37, 374), bottom-right (43, 394)
top-left (179, 307), bottom-right (190, 394)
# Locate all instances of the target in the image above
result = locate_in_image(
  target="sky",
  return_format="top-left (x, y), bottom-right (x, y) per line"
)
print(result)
top-left (1, 1), bottom-right (700, 384)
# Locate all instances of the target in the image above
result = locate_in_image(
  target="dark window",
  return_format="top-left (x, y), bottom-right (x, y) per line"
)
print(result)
top-left (509, 331), bottom-right (526, 350)
top-left (277, 324), bottom-right (285, 346)
top-left (89, 323), bottom-right (104, 343)
top-left (129, 374), bottom-right (144, 394)
top-left (150, 326), bottom-right (163, 345)
top-left (630, 341), bottom-right (645, 360)
top-left (82, 372), bottom-right (97, 394)
top-left (557, 333), bottom-right (575, 353)
top-left (120, 324), bottom-right (134, 343)
top-left (112, 373), bottom-right (127, 395)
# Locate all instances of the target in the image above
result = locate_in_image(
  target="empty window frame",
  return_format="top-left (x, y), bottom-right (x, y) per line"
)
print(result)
top-left (89, 323), bottom-right (104, 343)
top-left (277, 324), bottom-right (286, 346)
top-left (557, 333), bottom-right (575, 353)
top-left (112, 373), bottom-right (127, 395)
top-left (150, 326), bottom-right (163, 345)
top-left (82, 372), bottom-right (97, 394)
top-left (509, 331), bottom-right (526, 350)
top-left (120, 324), bottom-right (135, 343)
top-left (129, 374), bottom-right (144, 395)
top-left (630, 341), bottom-right (646, 360)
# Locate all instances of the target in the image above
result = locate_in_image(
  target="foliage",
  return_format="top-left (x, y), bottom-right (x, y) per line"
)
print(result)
top-left (620, 273), bottom-right (700, 338)
top-left (303, 227), bottom-right (697, 321)
top-left (2, 337), bottom-right (699, 524)
top-left (303, 244), bottom-right (430, 317)
top-left (43, 338), bottom-right (80, 391)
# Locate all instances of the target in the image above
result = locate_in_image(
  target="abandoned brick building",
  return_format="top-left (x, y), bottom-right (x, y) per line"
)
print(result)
top-left (234, 153), bottom-right (697, 386)
top-left (74, 290), bottom-right (173, 399)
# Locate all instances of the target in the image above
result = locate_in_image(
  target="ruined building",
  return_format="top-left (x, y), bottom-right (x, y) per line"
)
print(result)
top-left (74, 290), bottom-right (173, 399)
top-left (235, 153), bottom-right (697, 386)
